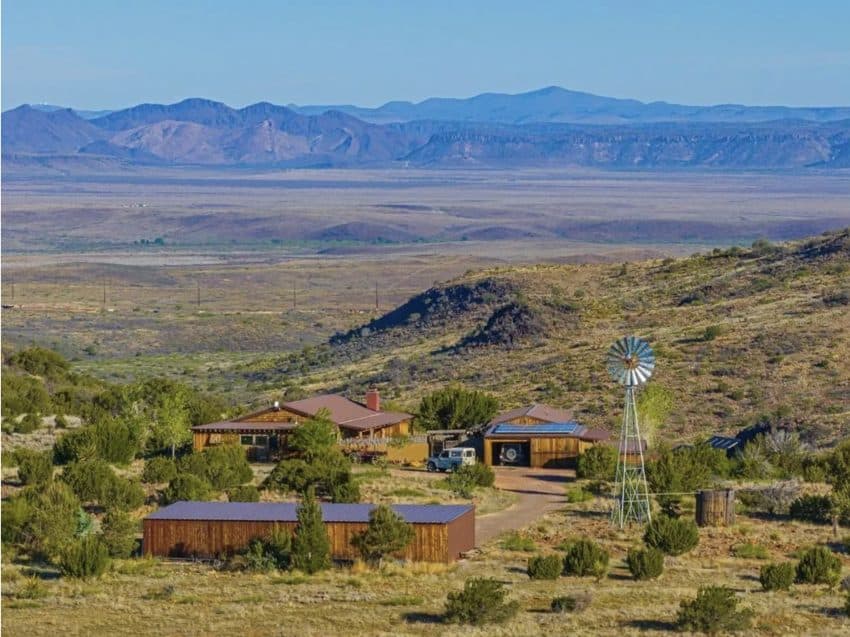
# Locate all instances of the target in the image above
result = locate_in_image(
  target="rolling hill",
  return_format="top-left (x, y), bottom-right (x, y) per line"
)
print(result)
top-left (241, 229), bottom-right (850, 444)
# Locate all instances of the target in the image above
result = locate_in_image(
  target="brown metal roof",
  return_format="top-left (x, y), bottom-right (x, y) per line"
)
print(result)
top-left (489, 403), bottom-right (576, 426)
top-left (282, 394), bottom-right (412, 432)
top-left (192, 394), bottom-right (412, 435)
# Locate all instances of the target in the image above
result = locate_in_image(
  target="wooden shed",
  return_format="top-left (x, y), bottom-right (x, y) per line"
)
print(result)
top-left (483, 421), bottom-right (610, 468)
top-left (143, 501), bottom-right (474, 563)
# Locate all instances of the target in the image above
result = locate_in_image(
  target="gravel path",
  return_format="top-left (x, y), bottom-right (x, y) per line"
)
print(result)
top-left (475, 467), bottom-right (575, 545)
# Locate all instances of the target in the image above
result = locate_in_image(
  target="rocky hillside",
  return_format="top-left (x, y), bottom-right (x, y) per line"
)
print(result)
top-left (247, 229), bottom-right (850, 445)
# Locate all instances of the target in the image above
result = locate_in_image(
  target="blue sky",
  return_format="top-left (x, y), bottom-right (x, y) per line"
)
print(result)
top-left (3, 0), bottom-right (850, 110)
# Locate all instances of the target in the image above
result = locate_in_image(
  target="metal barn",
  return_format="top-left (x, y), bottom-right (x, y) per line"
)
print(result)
top-left (143, 501), bottom-right (475, 563)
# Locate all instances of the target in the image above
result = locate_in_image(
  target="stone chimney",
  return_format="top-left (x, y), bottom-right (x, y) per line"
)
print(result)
top-left (365, 387), bottom-right (380, 412)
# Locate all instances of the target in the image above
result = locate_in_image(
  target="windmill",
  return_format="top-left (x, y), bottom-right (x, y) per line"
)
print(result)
top-left (607, 336), bottom-right (654, 528)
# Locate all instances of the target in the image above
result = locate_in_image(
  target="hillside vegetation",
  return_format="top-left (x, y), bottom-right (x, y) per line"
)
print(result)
top-left (245, 229), bottom-right (850, 445)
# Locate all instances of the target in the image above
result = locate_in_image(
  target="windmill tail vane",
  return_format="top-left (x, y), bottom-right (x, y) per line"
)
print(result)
top-left (606, 336), bottom-right (654, 528)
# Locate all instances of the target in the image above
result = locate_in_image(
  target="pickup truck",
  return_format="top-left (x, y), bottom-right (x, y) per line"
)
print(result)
top-left (426, 447), bottom-right (476, 472)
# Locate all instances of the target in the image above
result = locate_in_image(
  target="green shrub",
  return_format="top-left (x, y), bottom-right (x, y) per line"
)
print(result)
top-left (265, 448), bottom-right (357, 502)
top-left (178, 444), bottom-right (252, 490)
top-left (445, 466), bottom-right (478, 498)
top-left (291, 488), bottom-right (330, 574)
top-left (350, 504), bottom-right (414, 566)
top-left (444, 577), bottom-right (519, 625)
top-left (163, 473), bottom-right (213, 504)
top-left (500, 531), bottom-right (536, 552)
top-left (702, 325), bottom-right (723, 341)
top-left (18, 482), bottom-right (80, 558)
top-left (1, 372), bottom-right (51, 418)
top-left (462, 462), bottom-right (495, 487)
top-left (562, 539), bottom-right (609, 578)
top-left (15, 449), bottom-right (53, 486)
top-left (566, 485), bottom-right (593, 503)
top-left (229, 485), bottom-right (260, 502)
top-left (759, 562), bottom-right (794, 591)
top-left (732, 542), bottom-right (769, 560)
top-left (329, 479), bottom-right (361, 503)
top-left (789, 494), bottom-right (832, 524)
top-left (576, 445), bottom-right (617, 480)
top-left (527, 554), bottom-right (562, 580)
top-left (15, 412), bottom-right (43, 434)
top-left (626, 547), bottom-right (664, 580)
top-left (53, 427), bottom-right (98, 465)
top-left (7, 346), bottom-right (70, 379)
top-left (101, 510), bottom-right (138, 558)
top-left (676, 586), bottom-right (753, 634)
top-left (141, 456), bottom-right (177, 484)
top-left (644, 515), bottom-right (699, 556)
top-left (59, 535), bottom-right (110, 579)
top-left (61, 459), bottom-right (145, 511)
top-left (16, 576), bottom-right (49, 600)
top-left (91, 416), bottom-right (142, 465)
top-left (795, 546), bottom-right (841, 586)
top-left (551, 594), bottom-right (590, 613)
top-left (243, 527), bottom-right (291, 571)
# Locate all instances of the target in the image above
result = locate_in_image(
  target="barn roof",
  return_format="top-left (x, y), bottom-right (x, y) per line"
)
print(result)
top-left (489, 403), bottom-right (575, 426)
top-left (145, 501), bottom-right (472, 524)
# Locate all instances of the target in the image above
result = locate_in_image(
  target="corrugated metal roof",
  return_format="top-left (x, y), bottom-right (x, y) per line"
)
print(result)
top-left (192, 421), bottom-right (299, 432)
top-left (489, 403), bottom-right (575, 426)
top-left (145, 501), bottom-right (472, 524)
top-left (708, 435), bottom-right (741, 451)
top-left (283, 394), bottom-right (412, 431)
top-left (489, 422), bottom-right (583, 436)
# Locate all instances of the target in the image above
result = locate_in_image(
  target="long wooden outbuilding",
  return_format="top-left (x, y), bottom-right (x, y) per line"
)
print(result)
top-left (143, 501), bottom-right (474, 563)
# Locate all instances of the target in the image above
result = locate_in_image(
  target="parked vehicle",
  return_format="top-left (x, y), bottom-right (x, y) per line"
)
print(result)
top-left (426, 447), bottom-right (476, 472)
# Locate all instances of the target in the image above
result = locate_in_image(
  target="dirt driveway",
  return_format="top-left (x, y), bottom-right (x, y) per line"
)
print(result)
top-left (475, 466), bottom-right (575, 545)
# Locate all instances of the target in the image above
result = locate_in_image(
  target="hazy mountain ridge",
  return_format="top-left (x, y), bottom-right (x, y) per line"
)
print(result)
top-left (3, 90), bottom-right (850, 169)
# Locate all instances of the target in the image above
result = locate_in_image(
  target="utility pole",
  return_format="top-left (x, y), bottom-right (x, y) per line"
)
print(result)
top-left (196, 281), bottom-right (201, 308)
top-left (375, 281), bottom-right (379, 311)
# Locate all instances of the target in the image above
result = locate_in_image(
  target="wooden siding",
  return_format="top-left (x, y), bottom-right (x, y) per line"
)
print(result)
top-left (143, 515), bottom-right (469, 563)
top-left (484, 436), bottom-right (598, 468)
top-left (342, 419), bottom-right (411, 439)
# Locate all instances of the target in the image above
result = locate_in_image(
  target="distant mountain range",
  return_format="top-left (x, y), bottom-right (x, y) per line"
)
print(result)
top-left (4, 87), bottom-right (850, 169)
top-left (289, 86), bottom-right (850, 125)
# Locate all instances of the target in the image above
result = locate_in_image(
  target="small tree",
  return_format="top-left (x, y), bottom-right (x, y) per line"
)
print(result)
top-left (676, 586), bottom-right (753, 634)
top-left (644, 515), bottom-right (699, 556)
top-left (291, 488), bottom-right (331, 574)
top-left (59, 535), bottom-right (110, 579)
top-left (759, 562), bottom-right (794, 591)
top-left (229, 485), bottom-right (260, 502)
top-left (21, 481), bottom-right (80, 558)
top-left (142, 456), bottom-right (177, 484)
top-left (626, 547), bottom-right (664, 580)
top-left (163, 473), bottom-right (212, 504)
top-left (351, 504), bottom-right (414, 566)
top-left (15, 449), bottom-right (53, 486)
top-left (796, 546), bottom-right (841, 586)
top-left (179, 444), bottom-right (253, 490)
top-left (562, 539), bottom-right (609, 578)
top-left (101, 510), bottom-right (138, 558)
top-left (527, 554), bottom-right (562, 580)
top-left (151, 391), bottom-right (190, 459)
top-left (576, 445), bottom-right (617, 480)
top-left (444, 577), bottom-right (519, 625)
top-left (417, 385), bottom-right (498, 431)
top-left (289, 412), bottom-right (338, 460)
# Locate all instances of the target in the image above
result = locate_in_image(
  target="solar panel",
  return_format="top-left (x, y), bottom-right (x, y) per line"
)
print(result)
top-left (145, 501), bottom-right (472, 524)
top-left (491, 421), bottom-right (582, 435)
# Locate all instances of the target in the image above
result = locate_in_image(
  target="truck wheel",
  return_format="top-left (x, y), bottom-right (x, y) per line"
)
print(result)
top-left (427, 462), bottom-right (437, 472)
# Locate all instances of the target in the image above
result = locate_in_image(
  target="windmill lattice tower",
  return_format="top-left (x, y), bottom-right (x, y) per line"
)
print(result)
top-left (607, 336), bottom-right (654, 528)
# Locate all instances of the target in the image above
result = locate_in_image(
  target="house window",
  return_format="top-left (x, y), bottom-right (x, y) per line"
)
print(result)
top-left (240, 435), bottom-right (253, 445)
top-left (255, 435), bottom-right (268, 446)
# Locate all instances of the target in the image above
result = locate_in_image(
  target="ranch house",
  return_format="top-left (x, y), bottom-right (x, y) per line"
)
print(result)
top-left (191, 389), bottom-right (412, 460)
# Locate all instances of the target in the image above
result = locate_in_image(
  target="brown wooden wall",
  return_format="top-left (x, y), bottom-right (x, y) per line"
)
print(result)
top-left (193, 432), bottom-right (240, 452)
top-left (484, 437), bottom-right (597, 468)
top-left (343, 419), bottom-right (411, 439)
top-left (143, 514), bottom-right (470, 563)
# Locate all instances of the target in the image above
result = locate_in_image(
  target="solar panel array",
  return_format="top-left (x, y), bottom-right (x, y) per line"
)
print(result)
top-left (490, 422), bottom-right (582, 435)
